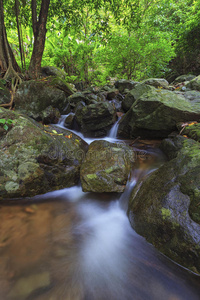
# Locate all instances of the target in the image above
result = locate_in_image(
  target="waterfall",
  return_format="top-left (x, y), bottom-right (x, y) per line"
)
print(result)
top-left (108, 117), bottom-right (121, 138)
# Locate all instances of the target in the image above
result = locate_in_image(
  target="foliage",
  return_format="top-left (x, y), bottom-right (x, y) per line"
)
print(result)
top-left (0, 118), bottom-right (13, 131)
top-left (2, 0), bottom-right (199, 84)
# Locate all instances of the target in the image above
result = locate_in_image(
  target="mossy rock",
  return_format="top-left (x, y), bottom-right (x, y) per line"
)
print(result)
top-left (182, 123), bottom-right (200, 142)
top-left (41, 66), bottom-right (67, 79)
top-left (173, 74), bottom-right (196, 84)
top-left (141, 78), bottom-right (169, 89)
top-left (122, 83), bottom-right (155, 112)
top-left (0, 108), bottom-right (88, 199)
top-left (75, 102), bottom-right (116, 137)
top-left (46, 76), bottom-right (75, 96)
top-left (186, 75), bottom-right (200, 91)
top-left (80, 140), bottom-right (135, 192)
top-left (14, 78), bottom-right (70, 120)
top-left (118, 87), bottom-right (200, 139)
top-left (114, 79), bottom-right (139, 93)
top-left (128, 136), bottom-right (200, 273)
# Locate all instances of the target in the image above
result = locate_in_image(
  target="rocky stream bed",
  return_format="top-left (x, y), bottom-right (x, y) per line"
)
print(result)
top-left (0, 70), bottom-right (200, 299)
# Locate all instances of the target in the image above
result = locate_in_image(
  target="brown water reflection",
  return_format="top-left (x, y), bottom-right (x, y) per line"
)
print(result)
top-left (0, 145), bottom-right (200, 300)
top-left (0, 190), bottom-right (200, 300)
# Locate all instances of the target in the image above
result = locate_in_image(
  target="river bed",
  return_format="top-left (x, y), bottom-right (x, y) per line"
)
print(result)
top-left (0, 120), bottom-right (200, 300)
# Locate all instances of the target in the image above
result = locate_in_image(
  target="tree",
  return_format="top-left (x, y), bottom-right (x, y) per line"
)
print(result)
top-left (0, 0), bottom-right (50, 80)
top-left (29, 0), bottom-right (50, 78)
top-left (0, 0), bottom-right (21, 78)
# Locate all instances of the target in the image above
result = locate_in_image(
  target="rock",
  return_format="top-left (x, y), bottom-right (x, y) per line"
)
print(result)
top-left (68, 92), bottom-right (90, 108)
top-left (128, 136), bottom-right (200, 273)
top-left (40, 105), bottom-right (61, 124)
top-left (98, 86), bottom-right (119, 100)
top-left (122, 83), bottom-right (155, 112)
top-left (0, 108), bottom-right (88, 199)
top-left (64, 113), bottom-right (75, 129)
top-left (173, 74), bottom-right (196, 84)
top-left (14, 78), bottom-right (71, 121)
top-left (114, 79), bottom-right (139, 93)
top-left (8, 272), bottom-right (50, 300)
top-left (183, 90), bottom-right (200, 103)
top-left (141, 78), bottom-right (169, 89)
top-left (181, 122), bottom-right (200, 142)
top-left (75, 102), bottom-right (116, 137)
top-left (159, 135), bottom-right (186, 160)
top-left (106, 89), bottom-right (119, 100)
top-left (0, 81), bottom-right (10, 105)
top-left (186, 75), bottom-right (200, 91)
top-left (118, 87), bottom-right (200, 139)
top-left (80, 140), bottom-right (135, 192)
top-left (41, 66), bottom-right (66, 79)
top-left (46, 76), bottom-right (75, 96)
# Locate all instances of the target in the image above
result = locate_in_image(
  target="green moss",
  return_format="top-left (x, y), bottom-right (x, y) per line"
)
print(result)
top-left (105, 166), bottom-right (118, 174)
top-left (86, 174), bottom-right (98, 179)
top-left (161, 208), bottom-right (171, 220)
top-left (5, 181), bottom-right (19, 192)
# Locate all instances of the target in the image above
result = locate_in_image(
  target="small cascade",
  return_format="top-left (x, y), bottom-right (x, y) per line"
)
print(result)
top-left (58, 113), bottom-right (74, 127)
top-left (108, 117), bottom-right (121, 138)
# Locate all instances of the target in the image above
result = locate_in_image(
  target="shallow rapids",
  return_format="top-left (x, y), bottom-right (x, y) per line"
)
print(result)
top-left (0, 119), bottom-right (200, 300)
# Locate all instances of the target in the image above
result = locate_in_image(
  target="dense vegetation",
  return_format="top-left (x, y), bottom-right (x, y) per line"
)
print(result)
top-left (0, 0), bottom-right (200, 85)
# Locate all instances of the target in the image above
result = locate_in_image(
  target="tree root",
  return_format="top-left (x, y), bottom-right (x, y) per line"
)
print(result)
top-left (0, 64), bottom-right (22, 109)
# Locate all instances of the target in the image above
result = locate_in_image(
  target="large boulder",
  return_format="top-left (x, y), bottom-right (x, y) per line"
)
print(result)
top-left (114, 79), bottom-right (138, 93)
top-left (183, 90), bottom-right (200, 102)
top-left (80, 140), bottom-right (135, 192)
top-left (75, 102), bottom-right (116, 137)
top-left (180, 122), bottom-right (200, 142)
top-left (14, 77), bottom-right (74, 121)
top-left (173, 74), bottom-right (196, 84)
top-left (186, 75), bottom-right (200, 91)
top-left (141, 78), bottom-right (169, 89)
top-left (118, 87), bottom-right (200, 138)
top-left (41, 66), bottom-right (67, 79)
top-left (128, 136), bottom-right (200, 273)
top-left (0, 108), bottom-right (88, 199)
top-left (122, 83), bottom-right (155, 112)
top-left (40, 105), bottom-right (61, 124)
top-left (68, 92), bottom-right (91, 108)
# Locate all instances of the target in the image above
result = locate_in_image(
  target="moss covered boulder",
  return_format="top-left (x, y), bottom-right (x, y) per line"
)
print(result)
top-left (41, 66), bottom-right (67, 79)
top-left (141, 78), bottom-right (169, 89)
top-left (181, 122), bottom-right (200, 142)
top-left (186, 75), bottom-right (200, 91)
top-left (75, 102), bottom-right (116, 137)
top-left (68, 92), bottom-right (90, 108)
top-left (173, 74), bottom-right (196, 84)
top-left (0, 108), bottom-right (88, 199)
top-left (122, 83), bottom-right (155, 112)
top-left (118, 87), bottom-right (200, 139)
top-left (80, 140), bottom-right (135, 192)
top-left (114, 79), bottom-right (139, 93)
top-left (14, 77), bottom-right (74, 121)
top-left (128, 136), bottom-right (200, 273)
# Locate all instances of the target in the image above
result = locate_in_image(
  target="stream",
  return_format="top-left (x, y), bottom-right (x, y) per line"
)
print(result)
top-left (0, 117), bottom-right (200, 300)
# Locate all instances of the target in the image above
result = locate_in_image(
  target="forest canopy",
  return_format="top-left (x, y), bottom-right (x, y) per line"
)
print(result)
top-left (0, 0), bottom-right (200, 85)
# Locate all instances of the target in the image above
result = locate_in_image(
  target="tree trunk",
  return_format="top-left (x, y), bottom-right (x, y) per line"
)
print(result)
top-left (0, 0), bottom-right (20, 74)
top-left (28, 0), bottom-right (50, 78)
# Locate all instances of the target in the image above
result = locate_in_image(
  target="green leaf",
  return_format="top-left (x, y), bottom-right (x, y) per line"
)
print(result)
top-left (6, 119), bottom-right (13, 124)
top-left (0, 119), bottom-right (6, 124)
top-left (3, 124), bottom-right (8, 131)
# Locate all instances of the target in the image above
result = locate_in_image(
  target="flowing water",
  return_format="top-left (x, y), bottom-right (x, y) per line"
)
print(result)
top-left (0, 119), bottom-right (200, 300)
